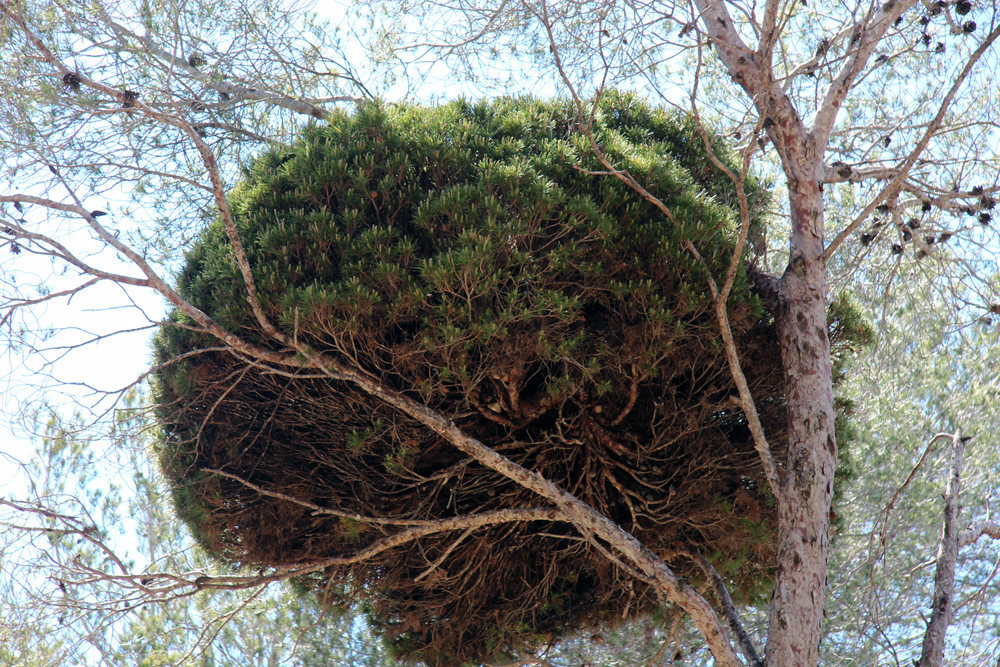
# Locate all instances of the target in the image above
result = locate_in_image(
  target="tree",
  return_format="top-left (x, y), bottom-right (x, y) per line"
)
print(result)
top-left (821, 265), bottom-right (1000, 667)
top-left (150, 93), bottom-right (817, 663)
top-left (347, 1), bottom-right (1000, 664)
top-left (2, 1), bottom-right (999, 667)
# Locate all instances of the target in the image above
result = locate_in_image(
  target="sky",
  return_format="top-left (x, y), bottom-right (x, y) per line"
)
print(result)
top-left (0, 214), bottom-right (165, 490)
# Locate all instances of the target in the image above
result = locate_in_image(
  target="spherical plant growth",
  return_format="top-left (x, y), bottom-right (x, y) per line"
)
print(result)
top-left (153, 93), bottom-right (860, 665)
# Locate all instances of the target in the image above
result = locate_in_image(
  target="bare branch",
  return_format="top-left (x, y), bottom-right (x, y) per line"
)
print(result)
top-left (687, 53), bottom-right (784, 501)
top-left (812, 2), bottom-right (915, 147)
top-left (958, 521), bottom-right (1000, 548)
top-left (688, 549), bottom-right (764, 667)
top-left (869, 432), bottom-right (954, 574)
top-left (91, 6), bottom-right (361, 117)
top-left (206, 467), bottom-right (562, 528)
top-left (916, 431), bottom-right (967, 667)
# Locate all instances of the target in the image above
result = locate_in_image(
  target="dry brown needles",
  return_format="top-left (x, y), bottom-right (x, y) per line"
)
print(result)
top-left (153, 94), bottom-right (861, 665)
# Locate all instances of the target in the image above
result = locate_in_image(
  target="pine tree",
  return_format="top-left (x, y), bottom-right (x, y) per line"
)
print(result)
top-left (153, 93), bottom-right (866, 665)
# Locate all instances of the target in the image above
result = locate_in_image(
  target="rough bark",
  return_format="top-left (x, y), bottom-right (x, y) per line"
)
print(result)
top-left (692, 1), bottom-right (839, 663)
top-left (916, 433), bottom-right (966, 667)
top-left (768, 176), bottom-right (836, 667)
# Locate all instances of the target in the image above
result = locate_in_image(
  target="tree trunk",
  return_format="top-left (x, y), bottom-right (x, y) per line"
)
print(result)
top-left (766, 167), bottom-right (837, 667)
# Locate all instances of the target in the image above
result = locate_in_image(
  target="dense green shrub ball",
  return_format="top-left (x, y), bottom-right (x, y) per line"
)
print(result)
top-left (154, 92), bottom-right (787, 665)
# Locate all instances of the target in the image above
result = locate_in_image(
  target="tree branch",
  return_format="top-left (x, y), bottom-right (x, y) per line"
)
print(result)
top-left (292, 345), bottom-right (744, 667)
top-left (689, 549), bottom-right (764, 667)
top-left (958, 521), bottom-right (1000, 548)
top-left (822, 23), bottom-right (1000, 261)
top-left (90, 6), bottom-right (361, 117)
top-left (206, 467), bottom-right (562, 528)
top-left (915, 431), bottom-right (967, 667)
top-left (869, 432), bottom-right (953, 574)
top-left (687, 51), bottom-right (784, 502)
top-left (811, 1), bottom-right (915, 148)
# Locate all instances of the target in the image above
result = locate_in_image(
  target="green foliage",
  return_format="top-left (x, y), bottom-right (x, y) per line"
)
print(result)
top-left (825, 268), bottom-right (1000, 667)
top-left (165, 93), bottom-right (766, 355)
top-left (153, 92), bottom-right (790, 665)
top-left (826, 292), bottom-right (875, 533)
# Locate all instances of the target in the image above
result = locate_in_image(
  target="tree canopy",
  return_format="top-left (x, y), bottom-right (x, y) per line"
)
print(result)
top-left (3, 1), bottom-right (999, 667)
top-left (153, 93), bottom-right (795, 663)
